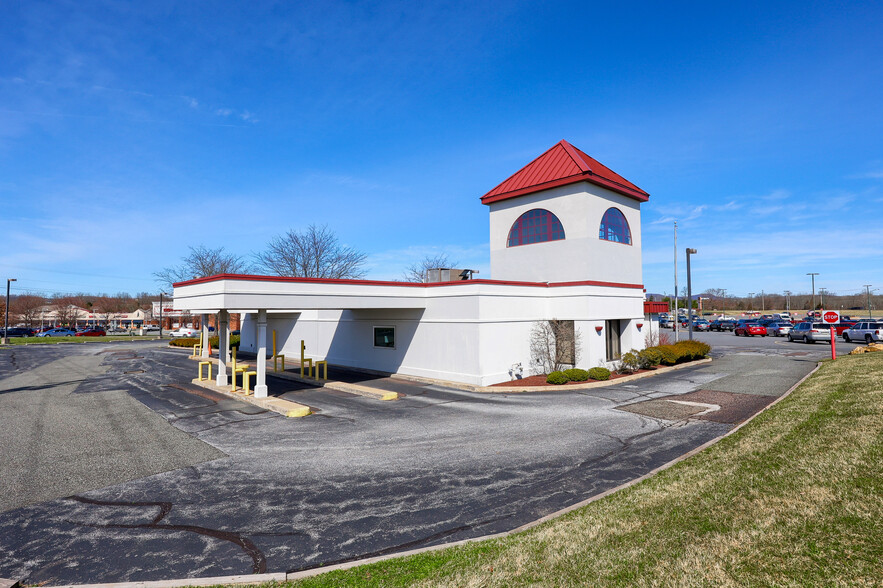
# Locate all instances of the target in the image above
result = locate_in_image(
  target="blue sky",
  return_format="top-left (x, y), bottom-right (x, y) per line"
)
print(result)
top-left (2, 1), bottom-right (882, 301)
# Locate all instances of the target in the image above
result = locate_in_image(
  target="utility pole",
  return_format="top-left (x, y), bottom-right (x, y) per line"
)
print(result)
top-left (807, 273), bottom-right (819, 312)
top-left (819, 288), bottom-right (827, 309)
top-left (686, 248), bottom-right (697, 341)
top-left (761, 290), bottom-right (765, 312)
top-left (865, 285), bottom-right (873, 319)
top-left (3, 278), bottom-right (16, 345)
top-left (674, 221), bottom-right (679, 342)
top-left (748, 293), bottom-right (755, 312)
top-left (784, 290), bottom-right (791, 312)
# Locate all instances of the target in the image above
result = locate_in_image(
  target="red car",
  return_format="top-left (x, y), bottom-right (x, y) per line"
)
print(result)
top-left (735, 321), bottom-right (768, 336)
top-left (75, 328), bottom-right (107, 337)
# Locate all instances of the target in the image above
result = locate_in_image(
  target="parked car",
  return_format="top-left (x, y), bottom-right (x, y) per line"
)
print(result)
top-left (0, 327), bottom-right (35, 337)
top-left (169, 327), bottom-right (200, 338)
top-left (767, 322), bottom-right (793, 337)
top-left (660, 317), bottom-right (674, 329)
top-left (75, 328), bottom-right (106, 337)
top-left (142, 325), bottom-right (160, 332)
top-left (735, 321), bottom-right (768, 336)
top-left (690, 319), bottom-right (710, 331)
top-left (712, 320), bottom-right (736, 331)
top-left (842, 321), bottom-right (883, 343)
top-left (788, 322), bottom-right (832, 343)
top-left (36, 328), bottom-right (77, 337)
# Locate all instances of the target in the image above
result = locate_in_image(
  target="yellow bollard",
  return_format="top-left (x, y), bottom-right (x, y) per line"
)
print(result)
top-left (232, 366), bottom-right (247, 392)
top-left (273, 330), bottom-right (277, 358)
top-left (274, 354), bottom-right (285, 372)
top-left (198, 361), bottom-right (212, 381)
top-left (243, 370), bottom-right (257, 395)
top-left (315, 360), bottom-right (328, 380)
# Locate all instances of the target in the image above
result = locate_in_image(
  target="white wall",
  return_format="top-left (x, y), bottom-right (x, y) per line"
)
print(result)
top-left (239, 283), bottom-right (644, 385)
top-left (489, 181), bottom-right (643, 285)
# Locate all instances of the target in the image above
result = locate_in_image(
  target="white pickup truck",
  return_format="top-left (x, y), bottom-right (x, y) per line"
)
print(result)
top-left (168, 327), bottom-right (200, 338)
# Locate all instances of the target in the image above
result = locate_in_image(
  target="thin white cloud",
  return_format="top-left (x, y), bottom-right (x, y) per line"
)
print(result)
top-left (239, 110), bottom-right (258, 122)
top-left (215, 108), bottom-right (233, 116)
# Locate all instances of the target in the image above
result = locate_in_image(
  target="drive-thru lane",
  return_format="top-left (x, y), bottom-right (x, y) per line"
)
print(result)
top-left (0, 336), bottom-right (844, 583)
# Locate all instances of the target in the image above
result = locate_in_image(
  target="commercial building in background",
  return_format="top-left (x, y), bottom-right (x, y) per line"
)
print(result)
top-left (173, 141), bottom-right (649, 394)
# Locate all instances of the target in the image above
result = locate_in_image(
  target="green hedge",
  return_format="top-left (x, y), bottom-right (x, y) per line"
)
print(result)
top-left (546, 371), bottom-right (570, 385)
top-left (587, 367), bottom-right (611, 381)
top-left (563, 368), bottom-right (589, 382)
top-left (169, 335), bottom-right (240, 349)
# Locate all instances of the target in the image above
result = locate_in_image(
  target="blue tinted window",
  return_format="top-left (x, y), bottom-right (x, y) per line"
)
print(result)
top-left (599, 208), bottom-right (632, 244)
top-left (507, 209), bottom-right (565, 247)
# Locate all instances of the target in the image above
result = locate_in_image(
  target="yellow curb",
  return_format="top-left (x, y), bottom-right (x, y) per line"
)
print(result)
top-left (189, 378), bottom-right (312, 418)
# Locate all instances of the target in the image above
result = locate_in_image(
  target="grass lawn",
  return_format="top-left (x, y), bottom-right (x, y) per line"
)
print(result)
top-left (1, 335), bottom-right (160, 345)
top-left (275, 352), bottom-right (883, 587)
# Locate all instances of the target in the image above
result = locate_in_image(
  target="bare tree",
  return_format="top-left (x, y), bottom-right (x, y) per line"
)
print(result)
top-left (401, 253), bottom-right (459, 283)
top-left (154, 245), bottom-right (251, 290)
top-left (14, 295), bottom-right (45, 328)
top-left (530, 319), bottom-right (582, 374)
top-left (254, 224), bottom-right (367, 279)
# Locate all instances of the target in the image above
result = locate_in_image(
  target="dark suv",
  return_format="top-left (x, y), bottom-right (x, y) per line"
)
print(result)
top-left (709, 320), bottom-right (736, 331)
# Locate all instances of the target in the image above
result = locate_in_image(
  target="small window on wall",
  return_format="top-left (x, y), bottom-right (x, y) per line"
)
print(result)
top-left (605, 319), bottom-right (622, 361)
top-left (373, 326), bottom-right (395, 349)
top-left (599, 208), bottom-right (632, 245)
top-left (507, 209), bottom-right (565, 247)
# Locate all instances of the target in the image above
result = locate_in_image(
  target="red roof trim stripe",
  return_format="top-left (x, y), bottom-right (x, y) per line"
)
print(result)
top-left (481, 140), bottom-right (649, 204)
top-left (172, 273), bottom-right (644, 290)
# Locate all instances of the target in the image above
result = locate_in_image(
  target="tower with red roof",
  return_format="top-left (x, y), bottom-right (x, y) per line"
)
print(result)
top-left (482, 140), bottom-right (648, 285)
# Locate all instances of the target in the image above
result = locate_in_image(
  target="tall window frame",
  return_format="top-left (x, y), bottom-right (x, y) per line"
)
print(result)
top-left (507, 209), bottom-right (566, 248)
top-left (599, 208), bottom-right (632, 245)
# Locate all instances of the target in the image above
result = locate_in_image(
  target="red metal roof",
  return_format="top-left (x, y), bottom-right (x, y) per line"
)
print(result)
top-left (481, 140), bottom-right (649, 205)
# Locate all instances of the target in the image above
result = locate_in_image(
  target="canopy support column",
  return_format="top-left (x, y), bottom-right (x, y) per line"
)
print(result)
top-left (200, 313), bottom-right (210, 358)
top-left (254, 309), bottom-right (268, 398)
top-left (215, 310), bottom-right (229, 386)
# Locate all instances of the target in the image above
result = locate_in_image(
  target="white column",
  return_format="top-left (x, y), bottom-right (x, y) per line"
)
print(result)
top-left (200, 313), bottom-right (210, 358)
top-left (216, 310), bottom-right (229, 386)
top-left (254, 309), bottom-right (268, 398)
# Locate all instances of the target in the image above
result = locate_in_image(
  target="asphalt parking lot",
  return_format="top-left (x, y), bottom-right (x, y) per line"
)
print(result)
top-left (0, 335), bottom-right (856, 584)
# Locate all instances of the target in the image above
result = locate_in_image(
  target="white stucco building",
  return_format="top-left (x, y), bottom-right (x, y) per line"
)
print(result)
top-left (173, 140), bottom-right (651, 394)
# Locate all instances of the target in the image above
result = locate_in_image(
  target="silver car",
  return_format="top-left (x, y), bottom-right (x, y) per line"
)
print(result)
top-left (788, 322), bottom-right (832, 343)
top-left (767, 322), bottom-right (793, 337)
top-left (842, 321), bottom-right (883, 344)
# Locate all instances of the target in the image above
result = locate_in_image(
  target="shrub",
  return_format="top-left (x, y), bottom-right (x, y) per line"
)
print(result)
top-left (546, 371), bottom-right (570, 385)
top-left (637, 347), bottom-right (663, 368)
top-left (673, 340), bottom-right (711, 360)
top-left (168, 334), bottom-right (240, 348)
top-left (563, 368), bottom-right (589, 382)
top-left (656, 344), bottom-right (681, 365)
top-left (587, 367), bottom-right (611, 381)
top-left (619, 351), bottom-right (641, 373)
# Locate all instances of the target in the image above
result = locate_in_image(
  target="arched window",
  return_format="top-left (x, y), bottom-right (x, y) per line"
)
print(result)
top-left (507, 209), bottom-right (565, 247)
top-left (599, 208), bottom-right (632, 245)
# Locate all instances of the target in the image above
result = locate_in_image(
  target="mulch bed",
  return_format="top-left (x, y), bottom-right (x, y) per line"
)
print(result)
top-left (490, 368), bottom-right (655, 387)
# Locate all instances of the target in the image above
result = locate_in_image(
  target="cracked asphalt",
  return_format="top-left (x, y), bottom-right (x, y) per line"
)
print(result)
top-left (0, 333), bottom-right (849, 584)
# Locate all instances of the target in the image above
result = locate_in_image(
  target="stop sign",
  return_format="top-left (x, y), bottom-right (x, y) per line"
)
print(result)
top-left (822, 310), bottom-right (840, 324)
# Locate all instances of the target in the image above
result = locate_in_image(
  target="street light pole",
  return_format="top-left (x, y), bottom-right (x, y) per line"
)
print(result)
top-left (819, 288), bottom-right (827, 309)
top-left (3, 278), bottom-right (16, 345)
top-left (807, 273), bottom-right (819, 313)
top-left (159, 292), bottom-right (165, 339)
top-left (674, 221), bottom-right (679, 342)
top-left (784, 290), bottom-right (791, 313)
top-left (748, 293), bottom-right (755, 313)
top-left (686, 248), bottom-right (697, 341)
top-left (865, 285), bottom-right (874, 320)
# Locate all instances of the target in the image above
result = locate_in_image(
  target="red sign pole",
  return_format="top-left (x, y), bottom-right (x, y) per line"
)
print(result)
top-left (831, 326), bottom-right (836, 360)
